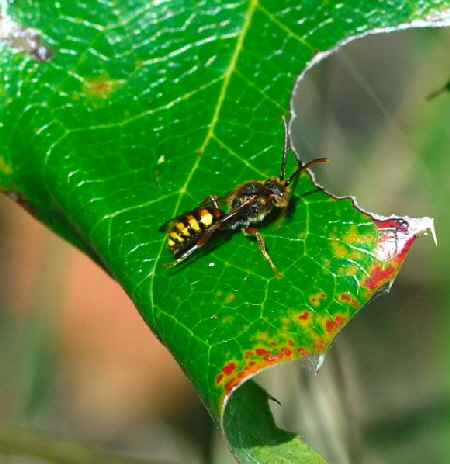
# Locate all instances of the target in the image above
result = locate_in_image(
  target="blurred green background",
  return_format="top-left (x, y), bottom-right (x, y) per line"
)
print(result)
top-left (1, 27), bottom-right (450, 464)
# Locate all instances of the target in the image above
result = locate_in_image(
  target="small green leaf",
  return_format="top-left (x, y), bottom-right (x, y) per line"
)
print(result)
top-left (224, 381), bottom-right (327, 464)
top-left (0, 1), bottom-right (446, 462)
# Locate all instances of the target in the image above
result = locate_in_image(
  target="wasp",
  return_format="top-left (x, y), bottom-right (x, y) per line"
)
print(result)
top-left (159, 118), bottom-right (329, 278)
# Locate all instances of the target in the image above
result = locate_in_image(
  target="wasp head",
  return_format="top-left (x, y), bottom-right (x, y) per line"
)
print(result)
top-left (265, 178), bottom-right (290, 208)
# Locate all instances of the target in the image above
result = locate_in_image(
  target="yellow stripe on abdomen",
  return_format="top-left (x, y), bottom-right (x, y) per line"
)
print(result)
top-left (186, 214), bottom-right (202, 232)
top-left (169, 231), bottom-right (184, 243)
top-left (199, 208), bottom-right (214, 226)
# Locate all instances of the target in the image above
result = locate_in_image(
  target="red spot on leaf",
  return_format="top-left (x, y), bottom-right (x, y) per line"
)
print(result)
top-left (298, 311), bottom-right (310, 321)
top-left (245, 351), bottom-right (254, 358)
top-left (281, 347), bottom-right (292, 356)
top-left (313, 339), bottom-right (326, 352)
top-left (222, 362), bottom-right (236, 376)
top-left (363, 263), bottom-right (395, 290)
top-left (326, 315), bottom-right (345, 334)
top-left (225, 378), bottom-right (239, 394)
top-left (298, 347), bottom-right (310, 356)
top-left (256, 348), bottom-right (270, 357)
top-left (261, 347), bottom-right (294, 363)
top-left (216, 362), bottom-right (238, 385)
top-left (339, 293), bottom-right (360, 308)
top-left (309, 292), bottom-right (327, 307)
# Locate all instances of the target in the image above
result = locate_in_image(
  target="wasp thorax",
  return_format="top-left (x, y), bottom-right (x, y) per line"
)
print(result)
top-left (227, 178), bottom-right (288, 228)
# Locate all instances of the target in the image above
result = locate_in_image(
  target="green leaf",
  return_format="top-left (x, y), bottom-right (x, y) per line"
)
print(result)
top-left (0, 1), bottom-right (445, 462)
top-left (224, 381), bottom-right (327, 464)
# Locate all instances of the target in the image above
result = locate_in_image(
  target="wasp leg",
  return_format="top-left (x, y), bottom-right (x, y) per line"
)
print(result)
top-left (244, 227), bottom-right (282, 278)
top-left (163, 243), bottom-right (201, 267)
top-left (200, 195), bottom-right (220, 209)
top-left (163, 219), bottom-right (224, 267)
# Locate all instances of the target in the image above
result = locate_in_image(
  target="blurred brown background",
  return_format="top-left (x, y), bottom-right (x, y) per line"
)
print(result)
top-left (1, 27), bottom-right (450, 464)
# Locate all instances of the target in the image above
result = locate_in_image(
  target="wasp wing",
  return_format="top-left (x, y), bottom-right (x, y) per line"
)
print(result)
top-left (216, 196), bottom-right (259, 230)
top-left (158, 215), bottom-right (181, 233)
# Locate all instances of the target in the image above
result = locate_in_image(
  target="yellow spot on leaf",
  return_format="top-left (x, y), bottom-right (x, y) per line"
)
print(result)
top-left (280, 317), bottom-right (291, 330)
top-left (224, 293), bottom-right (235, 304)
top-left (348, 249), bottom-right (362, 261)
top-left (255, 332), bottom-right (269, 341)
top-left (343, 224), bottom-right (373, 245)
top-left (84, 74), bottom-right (121, 97)
top-left (342, 224), bottom-right (359, 243)
top-left (338, 264), bottom-right (359, 277)
top-left (221, 315), bottom-right (234, 324)
top-left (0, 156), bottom-right (12, 174)
top-left (331, 239), bottom-right (348, 258)
top-left (79, 73), bottom-right (124, 107)
top-left (308, 292), bottom-right (327, 308)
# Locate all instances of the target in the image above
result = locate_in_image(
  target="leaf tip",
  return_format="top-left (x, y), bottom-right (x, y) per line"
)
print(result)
top-left (407, 216), bottom-right (437, 245)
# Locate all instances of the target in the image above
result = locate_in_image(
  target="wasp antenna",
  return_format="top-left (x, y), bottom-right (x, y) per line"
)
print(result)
top-left (279, 115), bottom-right (290, 182)
top-left (284, 157), bottom-right (329, 187)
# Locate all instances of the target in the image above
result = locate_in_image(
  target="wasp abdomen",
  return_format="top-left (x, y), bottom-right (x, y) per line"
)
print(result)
top-left (167, 206), bottom-right (223, 257)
